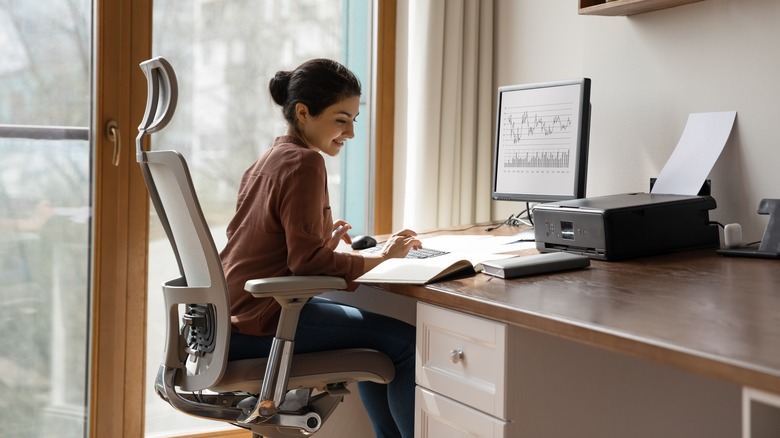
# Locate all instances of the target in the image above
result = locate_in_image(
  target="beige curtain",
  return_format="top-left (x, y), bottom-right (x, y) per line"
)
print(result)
top-left (396, 0), bottom-right (494, 231)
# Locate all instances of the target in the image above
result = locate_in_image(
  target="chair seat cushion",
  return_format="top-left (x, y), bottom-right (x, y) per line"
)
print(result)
top-left (212, 348), bottom-right (395, 394)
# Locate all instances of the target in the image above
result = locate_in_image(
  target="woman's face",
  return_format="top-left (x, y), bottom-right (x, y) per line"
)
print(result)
top-left (295, 95), bottom-right (360, 157)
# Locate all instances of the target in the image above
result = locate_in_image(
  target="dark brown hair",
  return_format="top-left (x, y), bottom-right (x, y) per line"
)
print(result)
top-left (269, 59), bottom-right (361, 129)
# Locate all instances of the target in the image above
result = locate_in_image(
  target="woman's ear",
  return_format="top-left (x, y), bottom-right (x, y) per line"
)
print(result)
top-left (294, 102), bottom-right (310, 124)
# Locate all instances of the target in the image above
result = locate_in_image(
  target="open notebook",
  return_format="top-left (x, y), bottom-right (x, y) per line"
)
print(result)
top-left (355, 233), bottom-right (539, 285)
top-left (355, 253), bottom-right (483, 285)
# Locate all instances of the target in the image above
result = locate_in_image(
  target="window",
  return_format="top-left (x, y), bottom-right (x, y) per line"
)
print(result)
top-left (0, 2), bottom-right (92, 437)
top-left (146, 1), bottom-right (373, 434)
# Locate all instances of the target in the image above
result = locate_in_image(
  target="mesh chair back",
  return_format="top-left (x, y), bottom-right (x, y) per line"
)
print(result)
top-left (139, 149), bottom-right (231, 391)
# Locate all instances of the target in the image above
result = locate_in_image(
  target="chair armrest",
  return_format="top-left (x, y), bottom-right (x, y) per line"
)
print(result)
top-left (245, 276), bottom-right (347, 299)
top-left (243, 275), bottom-right (348, 340)
top-left (241, 275), bottom-right (348, 422)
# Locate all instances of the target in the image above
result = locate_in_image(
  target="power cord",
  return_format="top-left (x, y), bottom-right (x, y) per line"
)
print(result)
top-left (486, 202), bottom-right (535, 232)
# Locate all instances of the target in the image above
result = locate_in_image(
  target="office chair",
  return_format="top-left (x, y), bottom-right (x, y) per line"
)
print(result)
top-left (136, 56), bottom-right (394, 437)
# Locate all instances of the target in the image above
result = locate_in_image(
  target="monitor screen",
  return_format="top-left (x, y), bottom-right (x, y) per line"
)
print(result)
top-left (491, 78), bottom-right (591, 203)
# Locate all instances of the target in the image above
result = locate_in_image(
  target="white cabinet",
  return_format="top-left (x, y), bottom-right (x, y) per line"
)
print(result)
top-left (415, 387), bottom-right (505, 438)
top-left (415, 303), bottom-right (519, 438)
top-left (414, 301), bottom-right (741, 437)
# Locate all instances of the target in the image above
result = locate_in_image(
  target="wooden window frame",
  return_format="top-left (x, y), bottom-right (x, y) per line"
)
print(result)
top-left (90, 0), bottom-right (152, 436)
top-left (374, 0), bottom-right (396, 234)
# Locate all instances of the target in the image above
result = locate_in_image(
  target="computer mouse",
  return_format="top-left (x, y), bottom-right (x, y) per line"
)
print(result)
top-left (351, 235), bottom-right (377, 250)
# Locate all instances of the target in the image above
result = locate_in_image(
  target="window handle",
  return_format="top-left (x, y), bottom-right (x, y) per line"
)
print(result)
top-left (106, 120), bottom-right (120, 166)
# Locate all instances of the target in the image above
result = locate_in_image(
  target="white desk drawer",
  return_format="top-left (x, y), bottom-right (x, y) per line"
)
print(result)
top-left (415, 386), bottom-right (507, 438)
top-left (416, 303), bottom-right (507, 417)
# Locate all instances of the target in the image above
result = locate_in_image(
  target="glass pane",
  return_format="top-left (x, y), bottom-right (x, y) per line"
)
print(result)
top-left (146, 0), bottom-right (371, 435)
top-left (0, 2), bottom-right (92, 437)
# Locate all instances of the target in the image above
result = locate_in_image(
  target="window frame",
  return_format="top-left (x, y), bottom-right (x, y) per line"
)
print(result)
top-left (89, 0), bottom-right (152, 436)
top-left (373, 0), bottom-right (396, 234)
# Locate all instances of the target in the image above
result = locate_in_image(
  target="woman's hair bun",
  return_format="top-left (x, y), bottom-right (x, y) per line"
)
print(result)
top-left (269, 70), bottom-right (293, 106)
top-left (269, 59), bottom-right (361, 128)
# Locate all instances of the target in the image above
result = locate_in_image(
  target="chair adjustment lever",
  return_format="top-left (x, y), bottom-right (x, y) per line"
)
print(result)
top-left (325, 383), bottom-right (351, 396)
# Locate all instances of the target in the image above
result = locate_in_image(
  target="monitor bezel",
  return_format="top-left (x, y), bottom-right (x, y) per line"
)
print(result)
top-left (491, 78), bottom-right (591, 204)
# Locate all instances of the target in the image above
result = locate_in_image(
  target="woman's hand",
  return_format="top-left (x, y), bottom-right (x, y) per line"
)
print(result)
top-left (380, 229), bottom-right (421, 258)
top-left (361, 229), bottom-right (421, 272)
top-left (327, 219), bottom-right (352, 250)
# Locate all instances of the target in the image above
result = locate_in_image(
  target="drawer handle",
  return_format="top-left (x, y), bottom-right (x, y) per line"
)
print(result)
top-left (450, 349), bottom-right (464, 364)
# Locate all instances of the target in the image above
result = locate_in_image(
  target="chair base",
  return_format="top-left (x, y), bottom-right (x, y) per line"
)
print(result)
top-left (155, 365), bottom-right (344, 437)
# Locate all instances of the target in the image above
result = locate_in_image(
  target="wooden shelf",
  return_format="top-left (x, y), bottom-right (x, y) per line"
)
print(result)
top-left (579, 0), bottom-right (705, 16)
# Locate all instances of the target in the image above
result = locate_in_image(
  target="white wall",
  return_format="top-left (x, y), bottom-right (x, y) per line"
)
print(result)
top-left (493, 0), bottom-right (780, 242)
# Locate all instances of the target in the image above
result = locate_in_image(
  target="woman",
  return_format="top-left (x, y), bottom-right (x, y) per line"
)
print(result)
top-left (220, 58), bottom-right (419, 438)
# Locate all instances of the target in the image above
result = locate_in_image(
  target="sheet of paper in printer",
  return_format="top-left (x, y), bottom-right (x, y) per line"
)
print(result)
top-left (650, 111), bottom-right (737, 196)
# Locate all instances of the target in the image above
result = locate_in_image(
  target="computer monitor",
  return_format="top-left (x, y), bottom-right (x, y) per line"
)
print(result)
top-left (491, 78), bottom-right (591, 204)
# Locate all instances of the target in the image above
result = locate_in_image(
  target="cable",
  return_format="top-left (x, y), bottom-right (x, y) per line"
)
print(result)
top-left (410, 222), bottom-right (498, 237)
top-left (485, 217), bottom-right (511, 232)
top-left (485, 203), bottom-right (536, 232)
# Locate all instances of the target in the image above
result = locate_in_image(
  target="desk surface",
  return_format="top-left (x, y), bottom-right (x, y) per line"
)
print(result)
top-left (371, 226), bottom-right (780, 395)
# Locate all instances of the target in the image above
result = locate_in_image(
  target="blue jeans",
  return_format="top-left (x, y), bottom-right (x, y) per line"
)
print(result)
top-left (229, 297), bottom-right (416, 438)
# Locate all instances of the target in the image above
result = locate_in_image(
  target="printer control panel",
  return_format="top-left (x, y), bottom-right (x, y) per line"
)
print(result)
top-left (560, 221), bottom-right (575, 240)
top-left (534, 209), bottom-right (607, 258)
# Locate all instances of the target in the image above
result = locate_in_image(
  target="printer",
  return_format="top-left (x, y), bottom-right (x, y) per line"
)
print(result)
top-left (533, 193), bottom-right (719, 261)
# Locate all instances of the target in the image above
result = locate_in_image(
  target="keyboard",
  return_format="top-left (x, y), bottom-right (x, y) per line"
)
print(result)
top-left (361, 246), bottom-right (450, 259)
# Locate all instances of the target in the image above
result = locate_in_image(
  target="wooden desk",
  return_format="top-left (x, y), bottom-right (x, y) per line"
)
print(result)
top-left (356, 226), bottom-right (780, 437)
top-left (379, 247), bottom-right (780, 395)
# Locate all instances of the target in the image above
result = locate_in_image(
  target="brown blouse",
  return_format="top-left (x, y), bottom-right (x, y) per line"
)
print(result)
top-left (220, 135), bottom-right (364, 336)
